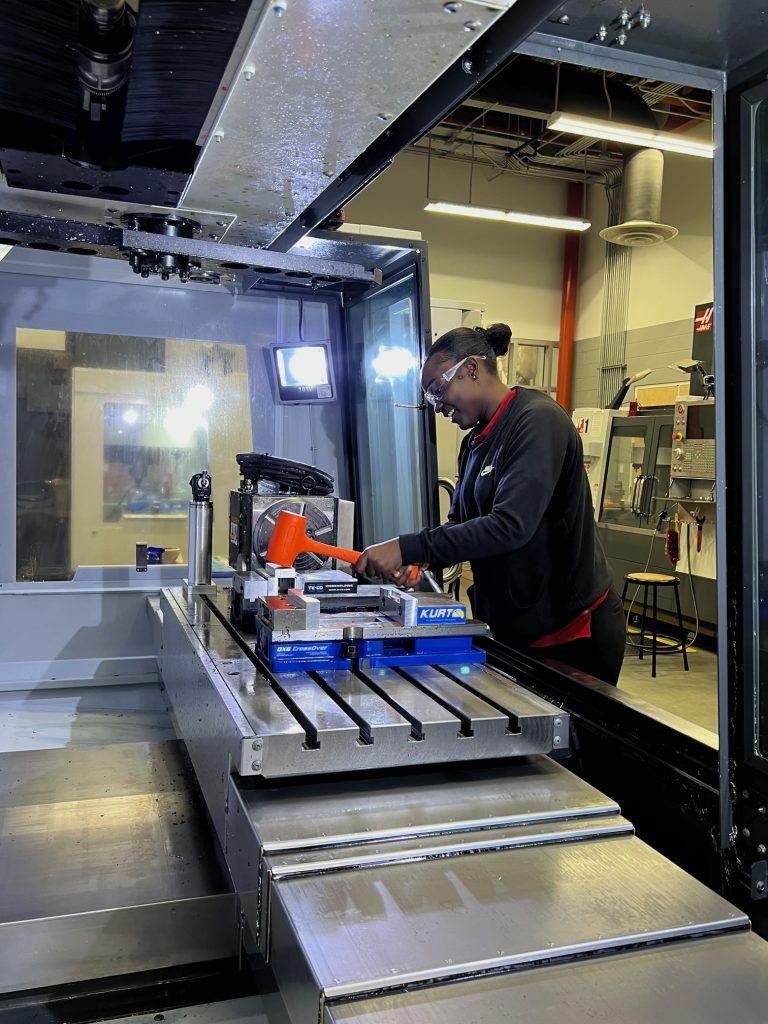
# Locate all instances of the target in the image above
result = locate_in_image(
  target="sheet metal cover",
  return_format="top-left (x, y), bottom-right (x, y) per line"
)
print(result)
top-left (0, 741), bottom-right (228, 921)
top-left (326, 932), bottom-right (768, 1024)
top-left (183, 0), bottom-right (513, 245)
top-left (273, 835), bottom-right (747, 1000)
top-left (237, 757), bottom-right (619, 853)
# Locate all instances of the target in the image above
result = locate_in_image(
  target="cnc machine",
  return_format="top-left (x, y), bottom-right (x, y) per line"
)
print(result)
top-left (5, 1), bottom-right (768, 1021)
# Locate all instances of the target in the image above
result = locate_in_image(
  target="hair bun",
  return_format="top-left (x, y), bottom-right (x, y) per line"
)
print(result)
top-left (485, 322), bottom-right (512, 358)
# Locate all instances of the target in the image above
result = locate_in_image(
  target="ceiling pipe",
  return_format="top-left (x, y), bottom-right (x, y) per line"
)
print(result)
top-left (556, 181), bottom-right (583, 412)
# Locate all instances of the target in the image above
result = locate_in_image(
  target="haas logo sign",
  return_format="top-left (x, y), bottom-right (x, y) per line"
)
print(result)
top-left (694, 303), bottom-right (713, 333)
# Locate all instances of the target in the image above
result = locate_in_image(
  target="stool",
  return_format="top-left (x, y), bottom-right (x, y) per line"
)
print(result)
top-left (621, 572), bottom-right (690, 679)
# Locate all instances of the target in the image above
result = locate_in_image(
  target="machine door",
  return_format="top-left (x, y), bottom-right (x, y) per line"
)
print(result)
top-left (728, 69), bottom-right (768, 916)
top-left (599, 419), bottom-right (656, 528)
top-left (599, 416), bottom-right (673, 530)
top-left (648, 415), bottom-right (674, 520)
top-left (344, 255), bottom-right (436, 547)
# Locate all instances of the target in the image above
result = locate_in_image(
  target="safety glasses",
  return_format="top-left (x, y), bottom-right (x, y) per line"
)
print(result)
top-left (422, 355), bottom-right (486, 407)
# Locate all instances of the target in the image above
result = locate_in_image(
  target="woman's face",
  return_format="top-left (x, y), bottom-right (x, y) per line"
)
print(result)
top-left (422, 354), bottom-right (484, 430)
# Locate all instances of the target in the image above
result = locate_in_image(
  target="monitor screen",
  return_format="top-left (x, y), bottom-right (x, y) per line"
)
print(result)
top-left (272, 344), bottom-right (335, 403)
top-left (686, 402), bottom-right (715, 440)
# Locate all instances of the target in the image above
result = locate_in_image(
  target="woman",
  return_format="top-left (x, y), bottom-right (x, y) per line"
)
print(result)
top-left (355, 322), bottom-right (626, 686)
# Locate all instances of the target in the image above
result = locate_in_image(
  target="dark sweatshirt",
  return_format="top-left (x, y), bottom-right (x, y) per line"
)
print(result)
top-left (399, 388), bottom-right (613, 648)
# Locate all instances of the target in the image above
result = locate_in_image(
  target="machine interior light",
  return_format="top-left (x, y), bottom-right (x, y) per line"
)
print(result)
top-left (273, 343), bottom-right (336, 403)
top-left (424, 201), bottom-right (591, 231)
top-left (122, 407), bottom-right (139, 425)
top-left (372, 345), bottom-right (418, 381)
top-left (285, 346), bottom-right (330, 387)
top-left (185, 384), bottom-right (214, 411)
top-left (163, 407), bottom-right (207, 444)
top-left (547, 112), bottom-right (715, 159)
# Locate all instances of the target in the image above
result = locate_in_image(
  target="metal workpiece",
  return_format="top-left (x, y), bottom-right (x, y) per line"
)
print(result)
top-left (161, 589), bottom-right (570, 781)
top-left (270, 834), bottom-right (747, 1022)
top-left (233, 570), bottom-right (271, 604)
top-left (0, 741), bottom-right (236, 994)
top-left (259, 591), bottom-right (322, 632)
top-left (325, 932), bottom-right (768, 1024)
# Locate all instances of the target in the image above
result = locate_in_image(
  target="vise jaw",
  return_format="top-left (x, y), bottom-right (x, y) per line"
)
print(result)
top-left (257, 589), bottom-right (321, 632)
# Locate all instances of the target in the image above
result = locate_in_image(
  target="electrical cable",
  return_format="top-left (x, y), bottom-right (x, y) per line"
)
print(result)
top-left (602, 70), bottom-right (614, 121)
top-left (235, 453), bottom-right (334, 495)
top-left (684, 520), bottom-right (701, 648)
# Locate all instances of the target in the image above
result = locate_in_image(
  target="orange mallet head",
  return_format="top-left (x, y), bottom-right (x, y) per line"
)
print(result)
top-left (265, 509), bottom-right (420, 584)
top-left (266, 510), bottom-right (361, 568)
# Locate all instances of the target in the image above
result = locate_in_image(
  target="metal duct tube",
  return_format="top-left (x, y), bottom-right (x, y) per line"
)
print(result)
top-left (623, 148), bottom-right (665, 223)
top-left (600, 149), bottom-right (678, 247)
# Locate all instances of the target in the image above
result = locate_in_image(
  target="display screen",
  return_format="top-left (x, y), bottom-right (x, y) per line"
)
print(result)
top-left (273, 344), bottom-right (335, 403)
top-left (685, 402), bottom-right (715, 439)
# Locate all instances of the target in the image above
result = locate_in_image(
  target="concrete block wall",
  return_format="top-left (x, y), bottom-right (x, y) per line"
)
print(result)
top-left (571, 317), bottom-right (695, 411)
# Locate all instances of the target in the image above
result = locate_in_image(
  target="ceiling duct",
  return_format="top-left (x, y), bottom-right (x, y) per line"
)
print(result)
top-left (471, 60), bottom-right (657, 127)
top-left (599, 148), bottom-right (678, 246)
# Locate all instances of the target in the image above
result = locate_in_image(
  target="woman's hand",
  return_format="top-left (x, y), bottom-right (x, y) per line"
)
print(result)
top-left (355, 539), bottom-right (408, 582)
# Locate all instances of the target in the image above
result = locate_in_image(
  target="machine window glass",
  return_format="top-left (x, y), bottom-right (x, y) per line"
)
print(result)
top-left (514, 344), bottom-right (548, 388)
top-left (599, 431), bottom-right (647, 527)
top-left (347, 273), bottom-right (425, 541)
top-left (16, 329), bottom-right (252, 580)
top-left (103, 402), bottom-right (209, 523)
top-left (753, 97), bottom-right (768, 758)
top-left (550, 346), bottom-right (559, 397)
top-left (651, 426), bottom-right (673, 511)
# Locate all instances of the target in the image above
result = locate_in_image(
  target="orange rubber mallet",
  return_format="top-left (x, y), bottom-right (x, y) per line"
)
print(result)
top-left (266, 510), bottom-right (420, 584)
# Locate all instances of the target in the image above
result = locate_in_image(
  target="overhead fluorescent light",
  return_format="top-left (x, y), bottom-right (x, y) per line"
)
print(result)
top-left (547, 112), bottom-right (715, 159)
top-left (424, 201), bottom-right (590, 232)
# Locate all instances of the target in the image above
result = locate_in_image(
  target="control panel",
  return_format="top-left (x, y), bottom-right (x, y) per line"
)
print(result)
top-left (671, 400), bottom-right (716, 480)
top-left (671, 440), bottom-right (716, 479)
